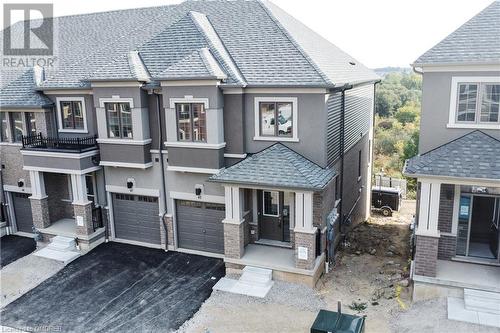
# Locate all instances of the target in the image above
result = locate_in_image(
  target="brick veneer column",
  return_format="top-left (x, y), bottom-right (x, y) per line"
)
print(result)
top-left (160, 214), bottom-right (174, 248)
top-left (223, 220), bottom-right (244, 259)
top-left (294, 229), bottom-right (317, 270)
top-left (74, 202), bottom-right (93, 236)
top-left (414, 234), bottom-right (439, 277)
top-left (30, 197), bottom-right (50, 228)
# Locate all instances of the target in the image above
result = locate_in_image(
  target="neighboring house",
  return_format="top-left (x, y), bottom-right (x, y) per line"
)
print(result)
top-left (0, 0), bottom-right (378, 286)
top-left (404, 2), bottom-right (500, 299)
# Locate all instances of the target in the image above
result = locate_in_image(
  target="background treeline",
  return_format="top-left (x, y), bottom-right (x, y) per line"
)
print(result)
top-left (373, 69), bottom-right (421, 198)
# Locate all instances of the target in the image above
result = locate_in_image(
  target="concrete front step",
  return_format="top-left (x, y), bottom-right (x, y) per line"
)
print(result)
top-left (50, 236), bottom-right (77, 249)
top-left (240, 267), bottom-right (273, 287)
top-left (33, 247), bottom-right (80, 265)
top-left (448, 297), bottom-right (500, 328)
top-left (465, 289), bottom-right (500, 315)
top-left (213, 266), bottom-right (274, 298)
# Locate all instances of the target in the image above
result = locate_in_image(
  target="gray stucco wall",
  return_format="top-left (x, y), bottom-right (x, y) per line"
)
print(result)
top-left (167, 147), bottom-right (224, 169)
top-left (223, 93), bottom-right (245, 154)
top-left (46, 94), bottom-right (97, 138)
top-left (22, 152), bottom-right (99, 171)
top-left (99, 143), bottom-right (152, 165)
top-left (244, 93), bottom-right (327, 167)
top-left (420, 71), bottom-right (500, 154)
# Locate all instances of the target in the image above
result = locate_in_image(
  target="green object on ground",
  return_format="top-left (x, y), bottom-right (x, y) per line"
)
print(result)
top-left (310, 309), bottom-right (365, 333)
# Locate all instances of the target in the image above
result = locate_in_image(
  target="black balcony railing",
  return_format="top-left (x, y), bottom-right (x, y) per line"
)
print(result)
top-left (22, 133), bottom-right (98, 153)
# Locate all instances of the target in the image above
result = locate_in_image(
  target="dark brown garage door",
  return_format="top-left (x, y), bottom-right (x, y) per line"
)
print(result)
top-left (113, 194), bottom-right (160, 245)
top-left (176, 200), bottom-right (225, 254)
top-left (12, 193), bottom-right (34, 233)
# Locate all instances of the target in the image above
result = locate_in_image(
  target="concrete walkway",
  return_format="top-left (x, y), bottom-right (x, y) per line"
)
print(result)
top-left (1, 254), bottom-right (64, 308)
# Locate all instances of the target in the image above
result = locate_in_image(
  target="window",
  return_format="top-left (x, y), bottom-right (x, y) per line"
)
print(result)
top-left (263, 191), bottom-right (279, 217)
top-left (85, 174), bottom-right (96, 204)
top-left (450, 78), bottom-right (500, 128)
top-left (259, 101), bottom-right (293, 137)
top-left (176, 103), bottom-right (206, 142)
top-left (254, 97), bottom-right (298, 141)
top-left (10, 112), bottom-right (23, 142)
top-left (0, 112), bottom-right (9, 142)
top-left (59, 100), bottom-right (85, 130)
top-left (105, 102), bottom-right (133, 139)
top-left (358, 150), bottom-right (362, 181)
top-left (25, 112), bottom-right (36, 136)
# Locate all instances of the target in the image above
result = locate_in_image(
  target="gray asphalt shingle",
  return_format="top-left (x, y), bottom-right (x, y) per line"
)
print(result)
top-left (1, 0), bottom-right (378, 107)
top-left (403, 131), bottom-right (500, 180)
top-left (414, 1), bottom-right (500, 65)
top-left (210, 143), bottom-right (336, 190)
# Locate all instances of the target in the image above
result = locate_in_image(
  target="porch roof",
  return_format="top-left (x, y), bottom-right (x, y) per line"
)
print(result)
top-left (403, 131), bottom-right (500, 181)
top-left (210, 143), bottom-right (336, 191)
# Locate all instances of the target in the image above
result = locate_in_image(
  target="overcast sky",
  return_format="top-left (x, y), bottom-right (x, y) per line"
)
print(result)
top-left (2, 0), bottom-right (494, 68)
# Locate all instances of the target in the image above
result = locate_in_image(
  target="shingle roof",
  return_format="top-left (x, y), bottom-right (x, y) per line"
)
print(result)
top-left (158, 48), bottom-right (227, 80)
top-left (414, 1), bottom-right (500, 65)
top-left (1, 0), bottom-right (378, 107)
top-left (0, 69), bottom-right (53, 108)
top-left (210, 143), bottom-right (336, 190)
top-left (403, 131), bottom-right (500, 180)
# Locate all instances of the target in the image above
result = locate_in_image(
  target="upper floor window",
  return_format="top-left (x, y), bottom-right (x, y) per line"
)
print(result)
top-left (105, 102), bottom-right (133, 139)
top-left (0, 112), bottom-right (9, 142)
top-left (56, 97), bottom-right (87, 133)
top-left (25, 112), bottom-right (36, 135)
top-left (254, 97), bottom-right (298, 142)
top-left (176, 103), bottom-right (206, 142)
top-left (449, 77), bottom-right (500, 129)
top-left (10, 112), bottom-right (23, 142)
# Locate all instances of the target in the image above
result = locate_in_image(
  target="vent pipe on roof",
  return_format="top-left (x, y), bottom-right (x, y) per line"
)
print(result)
top-left (33, 65), bottom-right (45, 86)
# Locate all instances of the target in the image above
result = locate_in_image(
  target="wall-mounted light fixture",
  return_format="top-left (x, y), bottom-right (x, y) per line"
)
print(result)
top-left (194, 184), bottom-right (204, 198)
top-left (126, 178), bottom-right (135, 191)
top-left (17, 179), bottom-right (24, 188)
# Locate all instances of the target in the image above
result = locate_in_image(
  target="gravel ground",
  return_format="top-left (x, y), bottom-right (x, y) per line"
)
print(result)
top-left (392, 298), bottom-right (500, 333)
top-left (0, 254), bottom-right (64, 308)
top-left (177, 278), bottom-right (325, 333)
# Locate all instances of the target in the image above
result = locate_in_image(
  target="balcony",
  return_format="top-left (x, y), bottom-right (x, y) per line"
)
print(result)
top-left (22, 133), bottom-right (98, 153)
top-left (21, 133), bottom-right (100, 173)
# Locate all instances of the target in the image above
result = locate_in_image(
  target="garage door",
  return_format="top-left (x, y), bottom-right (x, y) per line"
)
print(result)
top-left (176, 200), bottom-right (225, 254)
top-left (113, 194), bottom-right (160, 244)
top-left (12, 193), bottom-right (34, 233)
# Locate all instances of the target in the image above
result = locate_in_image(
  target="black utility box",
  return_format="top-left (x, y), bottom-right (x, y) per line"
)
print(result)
top-left (311, 309), bottom-right (365, 333)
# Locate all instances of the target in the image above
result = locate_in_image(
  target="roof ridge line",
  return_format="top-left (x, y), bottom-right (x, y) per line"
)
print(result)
top-left (188, 11), bottom-right (247, 86)
top-left (419, 130), bottom-right (495, 157)
top-left (257, 0), bottom-right (333, 87)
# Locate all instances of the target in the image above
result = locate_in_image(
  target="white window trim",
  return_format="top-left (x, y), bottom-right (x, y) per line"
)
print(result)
top-left (56, 97), bottom-right (88, 133)
top-left (448, 76), bottom-right (500, 130)
top-left (168, 96), bottom-right (209, 109)
top-left (254, 97), bottom-right (298, 142)
top-left (262, 190), bottom-right (280, 217)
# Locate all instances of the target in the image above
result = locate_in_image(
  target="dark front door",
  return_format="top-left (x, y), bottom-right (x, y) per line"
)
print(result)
top-left (259, 190), bottom-right (284, 241)
top-left (12, 193), bottom-right (34, 233)
top-left (469, 196), bottom-right (497, 259)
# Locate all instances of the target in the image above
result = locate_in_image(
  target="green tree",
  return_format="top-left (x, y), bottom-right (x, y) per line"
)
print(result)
top-left (394, 102), bottom-right (420, 125)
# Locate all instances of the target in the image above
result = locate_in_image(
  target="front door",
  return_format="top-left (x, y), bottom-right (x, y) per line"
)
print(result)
top-left (259, 190), bottom-right (284, 241)
top-left (491, 198), bottom-right (500, 260)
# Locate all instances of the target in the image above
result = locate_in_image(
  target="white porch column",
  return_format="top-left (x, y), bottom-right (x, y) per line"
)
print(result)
top-left (294, 191), bottom-right (314, 232)
top-left (29, 170), bottom-right (46, 199)
top-left (416, 180), bottom-right (441, 237)
top-left (223, 186), bottom-right (244, 259)
top-left (223, 185), bottom-right (242, 223)
top-left (70, 174), bottom-right (91, 205)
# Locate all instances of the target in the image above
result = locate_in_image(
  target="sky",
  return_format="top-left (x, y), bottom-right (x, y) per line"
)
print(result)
top-left (1, 0), bottom-right (494, 68)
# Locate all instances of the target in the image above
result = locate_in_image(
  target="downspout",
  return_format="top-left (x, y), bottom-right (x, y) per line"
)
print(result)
top-left (0, 166), bottom-right (6, 226)
top-left (336, 84), bottom-right (353, 237)
top-left (155, 90), bottom-right (169, 251)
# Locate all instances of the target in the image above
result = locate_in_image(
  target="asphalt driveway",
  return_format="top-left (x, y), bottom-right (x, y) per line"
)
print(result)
top-left (1, 242), bottom-right (225, 333)
top-left (0, 235), bottom-right (36, 267)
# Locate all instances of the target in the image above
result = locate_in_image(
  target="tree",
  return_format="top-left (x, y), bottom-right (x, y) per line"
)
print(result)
top-left (394, 102), bottom-right (420, 125)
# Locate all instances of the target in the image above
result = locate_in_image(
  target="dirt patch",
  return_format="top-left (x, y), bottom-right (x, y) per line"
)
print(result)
top-left (317, 200), bottom-right (415, 333)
